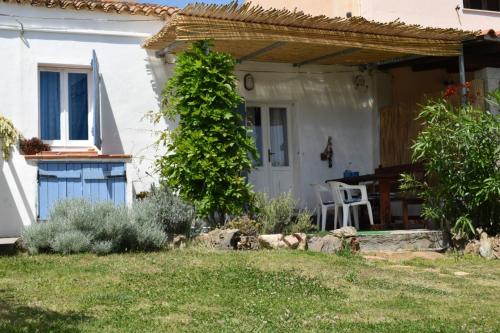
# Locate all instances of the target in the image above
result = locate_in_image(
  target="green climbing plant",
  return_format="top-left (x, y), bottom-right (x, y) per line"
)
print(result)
top-left (153, 41), bottom-right (257, 224)
top-left (0, 115), bottom-right (20, 159)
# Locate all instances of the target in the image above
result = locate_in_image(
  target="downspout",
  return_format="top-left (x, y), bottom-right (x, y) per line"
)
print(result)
top-left (458, 46), bottom-right (466, 105)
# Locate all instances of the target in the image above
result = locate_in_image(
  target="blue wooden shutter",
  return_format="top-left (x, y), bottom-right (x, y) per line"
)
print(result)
top-left (38, 162), bottom-right (126, 220)
top-left (83, 163), bottom-right (126, 205)
top-left (38, 163), bottom-right (82, 220)
top-left (91, 50), bottom-right (102, 150)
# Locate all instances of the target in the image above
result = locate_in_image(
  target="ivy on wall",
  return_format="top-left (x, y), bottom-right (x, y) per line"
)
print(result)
top-left (0, 115), bottom-right (20, 159)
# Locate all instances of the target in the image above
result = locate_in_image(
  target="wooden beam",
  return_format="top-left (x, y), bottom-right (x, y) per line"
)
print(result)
top-left (294, 48), bottom-right (359, 67)
top-left (372, 55), bottom-right (423, 68)
top-left (155, 41), bottom-right (185, 58)
top-left (238, 42), bottom-right (286, 63)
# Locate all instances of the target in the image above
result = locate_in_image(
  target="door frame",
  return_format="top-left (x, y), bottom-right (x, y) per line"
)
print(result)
top-left (245, 101), bottom-right (295, 197)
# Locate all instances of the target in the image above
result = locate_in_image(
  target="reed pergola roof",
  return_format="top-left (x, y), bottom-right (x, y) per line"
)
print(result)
top-left (143, 2), bottom-right (478, 66)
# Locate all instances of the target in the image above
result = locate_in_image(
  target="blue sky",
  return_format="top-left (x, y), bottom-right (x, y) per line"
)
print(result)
top-left (146, 0), bottom-right (238, 7)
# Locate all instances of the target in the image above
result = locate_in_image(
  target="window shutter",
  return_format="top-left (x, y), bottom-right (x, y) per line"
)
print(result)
top-left (91, 50), bottom-right (102, 150)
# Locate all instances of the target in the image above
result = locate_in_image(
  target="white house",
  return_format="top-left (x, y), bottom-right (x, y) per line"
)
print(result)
top-left (0, 0), bottom-right (173, 237)
top-left (0, 1), bottom-right (498, 237)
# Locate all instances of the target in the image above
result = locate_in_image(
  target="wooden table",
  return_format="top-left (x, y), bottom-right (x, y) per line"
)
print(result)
top-left (326, 163), bottom-right (423, 227)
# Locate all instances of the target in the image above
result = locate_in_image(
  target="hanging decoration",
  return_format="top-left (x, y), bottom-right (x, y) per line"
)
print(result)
top-left (320, 136), bottom-right (334, 168)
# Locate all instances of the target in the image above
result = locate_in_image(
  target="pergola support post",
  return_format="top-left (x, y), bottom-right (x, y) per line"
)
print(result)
top-left (458, 47), bottom-right (466, 105)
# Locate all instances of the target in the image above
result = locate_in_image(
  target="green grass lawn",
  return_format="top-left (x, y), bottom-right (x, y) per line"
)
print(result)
top-left (0, 250), bottom-right (499, 333)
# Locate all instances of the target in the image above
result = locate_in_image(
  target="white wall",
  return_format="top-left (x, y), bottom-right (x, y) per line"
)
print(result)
top-left (359, 0), bottom-right (500, 31)
top-left (236, 62), bottom-right (377, 208)
top-left (0, 4), bottom-right (168, 236)
top-left (249, 0), bottom-right (500, 31)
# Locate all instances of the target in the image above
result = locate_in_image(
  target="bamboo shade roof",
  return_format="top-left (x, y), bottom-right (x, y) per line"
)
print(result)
top-left (143, 2), bottom-right (478, 66)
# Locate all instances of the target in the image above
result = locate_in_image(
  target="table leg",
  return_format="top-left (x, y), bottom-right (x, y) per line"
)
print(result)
top-left (379, 179), bottom-right (391, 227)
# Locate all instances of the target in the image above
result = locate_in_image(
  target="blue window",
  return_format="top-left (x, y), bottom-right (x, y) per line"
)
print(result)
top-left (39, 68), bottom-right (91, 145)
top-left (68, 73), bottom-right (88, 140)
top-left (38, 162), bottom-right (126, 220)
top-left (40, 71), bottom-right (61, 140)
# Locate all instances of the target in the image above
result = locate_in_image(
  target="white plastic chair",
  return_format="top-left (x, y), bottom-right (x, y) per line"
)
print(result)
top-left (312, 184), bottom-right (337, 231)
top-left (327, 181), bottom-right (374, 230)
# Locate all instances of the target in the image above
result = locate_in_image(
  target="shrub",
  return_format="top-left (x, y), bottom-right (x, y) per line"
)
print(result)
top-left (92, 241), bottom-right (113, 256)
top-left (154, 41), bottom-right (257, 224)
top-left (145, 186), bottom-right (194, 235)
top-left (290, 210), bottom-right (316, 234)
top-left (50, 230), bottom-right (92, 254)
top-left (21, 222), bottom-right (59, 254)
top-left (253, 192), bottom-right (314, 234)
top-left (226, 215), bottom-right (261, 236)
top-left (401, 90), bottom-right (500, 238)
top-left (22, 198), bottom-right (169, 255)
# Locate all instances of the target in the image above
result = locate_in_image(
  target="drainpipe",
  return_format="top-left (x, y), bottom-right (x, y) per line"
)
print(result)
top-left (458, 46), bottom-right (466, 105)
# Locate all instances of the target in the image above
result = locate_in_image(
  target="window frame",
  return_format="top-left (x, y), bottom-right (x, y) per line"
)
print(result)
top-left (38, 66), bottom-right (94, 149)
top-left (463, 0), bottom-right (500, 12)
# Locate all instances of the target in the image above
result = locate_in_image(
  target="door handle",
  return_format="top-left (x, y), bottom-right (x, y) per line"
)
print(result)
top-left (267, 149), bottom-right (275, 163)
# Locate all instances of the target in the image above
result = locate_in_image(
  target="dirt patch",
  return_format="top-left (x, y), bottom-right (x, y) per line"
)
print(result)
top-left (363, 251), bottom-right (445, 261)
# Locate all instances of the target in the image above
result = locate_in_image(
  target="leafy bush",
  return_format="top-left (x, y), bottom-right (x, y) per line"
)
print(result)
top-left (154, 41), bottom-right (257, 224)
top-left (0, 115), bottom-right (19, 159)
top-left (401, 91), bottom-right (500, 237)
top-left (253, 192), bottom-right (314, 234)
top-left (22, 199), bottom-right (168, 255)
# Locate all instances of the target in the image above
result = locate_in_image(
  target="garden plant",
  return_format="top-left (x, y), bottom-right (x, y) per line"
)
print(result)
top-left (154, 41), bottom-right (257, 225)
top-left (401, 88), bottom-right (500, 239)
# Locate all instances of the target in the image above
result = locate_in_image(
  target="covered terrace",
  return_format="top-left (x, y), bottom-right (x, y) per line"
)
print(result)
top-left (144, 3), bottom-right (477, 230)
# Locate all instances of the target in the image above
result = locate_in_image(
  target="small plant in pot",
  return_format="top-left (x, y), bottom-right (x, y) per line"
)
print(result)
top-left (19, 137), bottom-right (50, 155)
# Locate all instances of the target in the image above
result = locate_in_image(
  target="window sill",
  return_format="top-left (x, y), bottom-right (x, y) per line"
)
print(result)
top-left (25, 151), bottom-right (132, 161)
top-left (463, 8), bottom-right (500, 16)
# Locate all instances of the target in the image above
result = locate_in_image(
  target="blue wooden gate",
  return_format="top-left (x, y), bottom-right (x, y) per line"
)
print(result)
top-left (38, 162), bottom-right (126, 220)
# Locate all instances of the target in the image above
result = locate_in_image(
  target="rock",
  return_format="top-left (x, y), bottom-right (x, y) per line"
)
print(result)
top-left (283, 235), bottom-right (299, 249)
top-left (358, 230), bottom-right (448, 252)
top-left (193, 228), bottom-right (240, 250)
top-left (464, 239), bottom-right (480, 255)
top-left (258, 234), bottom-right (284, 249)
top-left (307, 235), bottom-right (342, 253)
top-left (171, 235), bottom-right (187, 249)
top-left (322, 235), bottom-right (343, 253)
top-left (479, 232), bottom-right (495, 259)
top-left (332, 226), bottom-right (357, 238)
top-left (293, 233), bottom-right (308, 250)
top-left (237, 236), bottom-right (259, 250)
top-left (307, 236), bottom-right (323, 252)
top-left (492, 236), bottom-right (500, 259)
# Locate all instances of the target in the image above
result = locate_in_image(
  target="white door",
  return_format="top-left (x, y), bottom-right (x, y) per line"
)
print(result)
top-left (246, 104), bottom-right (293, 197)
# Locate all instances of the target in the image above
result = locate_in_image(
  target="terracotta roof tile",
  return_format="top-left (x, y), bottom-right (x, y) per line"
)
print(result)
top-left (2, 0), bottom-right (178, 18)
